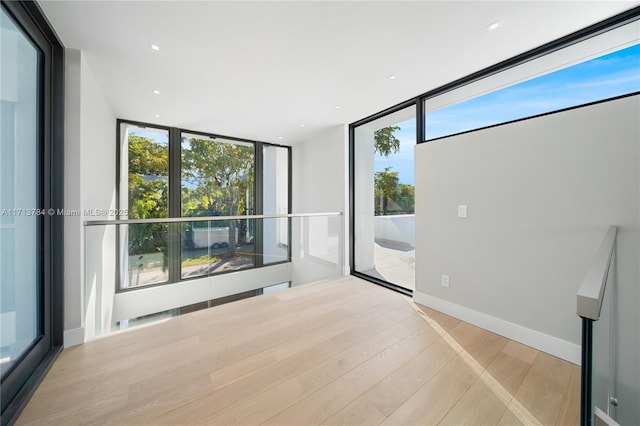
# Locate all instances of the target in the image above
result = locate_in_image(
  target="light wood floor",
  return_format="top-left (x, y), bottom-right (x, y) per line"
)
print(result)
top-left (17, 276), bottom-right (580, 425)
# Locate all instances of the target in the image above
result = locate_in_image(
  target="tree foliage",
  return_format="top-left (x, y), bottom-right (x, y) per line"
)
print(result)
top-left (128, 135), bottom-right (169, 219)
top-left (372, 125), bottom-right (414, 215)
top-left (374, 167), bottom-right (414, 215)
top-left (127, 135), bottom-right (169, 258)
top-left (127, 134), bottom-right (256, 259)
top-left (374, 125), bottom-right (401, 157)
top-left (181, 138), bottom-right (254, 256)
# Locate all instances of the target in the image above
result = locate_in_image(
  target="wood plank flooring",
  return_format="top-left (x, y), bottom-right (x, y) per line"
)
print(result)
top-left (17, 276), bottom-right (580, 425)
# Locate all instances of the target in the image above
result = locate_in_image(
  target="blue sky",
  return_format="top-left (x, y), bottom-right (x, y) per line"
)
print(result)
top-left (375, 43), bottom-right (639, 186)
top-left (129, 127), bottom-right (168, 144)
top-left (374, 118), bottom-right (416, 185)
top-left (426, 43), bottom-right (640, 140)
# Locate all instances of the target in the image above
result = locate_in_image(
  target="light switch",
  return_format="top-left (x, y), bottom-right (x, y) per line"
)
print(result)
top-left (458, 205), bottom-right (468, 218)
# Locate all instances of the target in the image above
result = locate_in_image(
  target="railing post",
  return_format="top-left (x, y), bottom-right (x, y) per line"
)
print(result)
top-left (581, 317), bottom-right (593, 426)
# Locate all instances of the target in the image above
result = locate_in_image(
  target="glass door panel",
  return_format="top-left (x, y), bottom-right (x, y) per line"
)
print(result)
top-left (0, 5), bottom-right (42, 379)
top-left (353, 105), bottom-right (416, 291)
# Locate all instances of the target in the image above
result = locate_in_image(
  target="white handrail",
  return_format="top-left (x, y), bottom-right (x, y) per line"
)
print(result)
top-left (577, 225), bottom-right (617, 321)
top-left (84, 212), bottom-right (342, 226)
top-left (594, 407), bottom-right (621, 426)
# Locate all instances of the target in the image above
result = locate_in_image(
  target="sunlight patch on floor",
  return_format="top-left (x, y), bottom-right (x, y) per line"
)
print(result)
top-left (405, 296), bottom-right (543, 426)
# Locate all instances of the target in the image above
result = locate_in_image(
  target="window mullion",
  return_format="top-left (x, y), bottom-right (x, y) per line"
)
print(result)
top-left (168, 127), bottom-right (182, 283)
top-left (254, 142), bottom-right (264, 268)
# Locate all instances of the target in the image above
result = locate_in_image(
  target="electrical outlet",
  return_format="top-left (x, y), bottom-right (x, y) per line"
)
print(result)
top-left (441, 274), bottom-right (450, 288)
top-left (458, 205), bottom-right (468, 218)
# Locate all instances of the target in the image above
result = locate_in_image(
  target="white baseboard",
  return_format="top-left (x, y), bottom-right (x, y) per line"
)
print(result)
top-left (413, 291), bottom-right (581, 365)
top-left (64, 327), bottom-right (85, 348)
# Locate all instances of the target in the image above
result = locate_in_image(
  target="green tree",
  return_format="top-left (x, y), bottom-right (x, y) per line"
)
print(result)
top-left (374, 125), bottom-right (401, 157)
top-left (372, 125), bottom-right (415, 214)
top-left (181, 138), bottom-right (254, 257)
top-left (397, 183), bottom-right (415, 213)
top-left (127, 134), bottom-right (168, 219)
top-left (374, 167), bottom-right (399, 214)
top-left (374, 167), bottom-right (415, 215)
top-left (127, 135), bottom-right (169, 260)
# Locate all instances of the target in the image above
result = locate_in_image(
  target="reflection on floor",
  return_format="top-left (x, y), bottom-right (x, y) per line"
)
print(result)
top-left (363, 241), bottom-right (415, 291)
top-left (17, 276), bottom-right (578, 425)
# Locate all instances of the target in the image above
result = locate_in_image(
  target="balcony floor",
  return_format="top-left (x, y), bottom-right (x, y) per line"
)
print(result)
top-left (374, 242), bottom-right (415, 291)
top-left (17, 276), bottom-right (578, 425)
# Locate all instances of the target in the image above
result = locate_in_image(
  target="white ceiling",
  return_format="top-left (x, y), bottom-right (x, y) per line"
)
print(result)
top-left (39, 1), bottom-right (638, 145)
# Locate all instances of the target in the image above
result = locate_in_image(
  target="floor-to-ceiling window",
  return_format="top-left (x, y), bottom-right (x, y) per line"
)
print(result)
top-left (350, 11), bottom-right (639, 297)
top-left (117, 120), bottom-right (290, 291)
top-left (0, 1), bottom-right (63, 421)
top-left (119, 124), bottom-right (170, 288)
top-left (352, 104), bottom-right (416, 293)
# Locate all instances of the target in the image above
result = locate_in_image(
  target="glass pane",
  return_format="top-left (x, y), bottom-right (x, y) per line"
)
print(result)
top-left (425, 43), bottom-right (640, 140)
top-left (592, 252), bottom-right (617, 421)
top-left (0, 7), bottom-right (41, 377)
top-left (119, 125), bottom-right (169, 288)
top-left (353, 105), bottom-right (416, 291)
top-left (125, 223), bottom-right (168, 288)
top-left (290, 215), bottom-right (343, 286)
top-left (181, 134), bottom-right (255, 278)
top-left (263, 145), bottom-right (289, 265)
top-left (180, 218), bottom-right (255, 279)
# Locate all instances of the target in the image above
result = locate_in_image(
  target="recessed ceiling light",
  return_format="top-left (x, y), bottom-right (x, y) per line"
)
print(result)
top-left (154, 114), bottom-right (160, 118)
top-left (151, 44), bottom-right (160, 51)
top-left (486, 20), bottom-right (503, 32)
top-left (300, 124), bottom-right (305, 127)
top-left (278, 136), bottom-right (283, 140)
top-left (388, 74), bottom-right (397, 80)
top-left (153, 90), bottom-right (160, 95)
top-left (335, 106), bottom-right (342, 110)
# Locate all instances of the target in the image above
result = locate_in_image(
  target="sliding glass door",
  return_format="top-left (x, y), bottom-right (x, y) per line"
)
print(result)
top-left (0, 2), bottom-right (43, 383)
top-left (0, 1), bottom-right (63, 419)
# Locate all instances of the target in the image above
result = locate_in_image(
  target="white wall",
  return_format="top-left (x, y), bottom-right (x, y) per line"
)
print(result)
top-left (64, 49), bottom-right (117, 345)
top-left (63, 49), bottom-right (82, 345)
top-left (414, 95), bottom-right (639, 422)
top-left (113, 264), bottom-right (290, 323)
top-left (374, 214), bottom-right (415, 248)
top-left (353, 125), bottom-right (375, 271)
top-left (292, 124), bottom-right (347, 213)
top-left (292, 124), bottom-right (349, 275)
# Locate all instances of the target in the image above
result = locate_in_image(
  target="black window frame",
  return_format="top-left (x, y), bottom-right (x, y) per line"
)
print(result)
top-left (349, 6), bottom-right (640, 296)
top-left (115, 119), bottom-right (292, 292)
top-left (349, 100), bottom-right (418, 297)
top-left (418, 7), bottom-right (640, 144)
